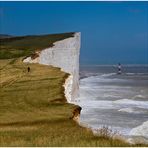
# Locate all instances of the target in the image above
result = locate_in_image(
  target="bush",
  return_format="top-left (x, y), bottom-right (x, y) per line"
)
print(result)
top-left (94, 126), bottom-right (120, 139)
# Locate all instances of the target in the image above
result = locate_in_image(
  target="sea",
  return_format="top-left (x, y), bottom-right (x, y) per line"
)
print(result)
top-left (74, 65), bottom-right (148, 143)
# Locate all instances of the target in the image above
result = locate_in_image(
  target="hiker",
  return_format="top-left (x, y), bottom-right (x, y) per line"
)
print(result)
top-left (117, 63), bottom-right (121, 74)
top-left (27, 67), bottom-right (30, 72)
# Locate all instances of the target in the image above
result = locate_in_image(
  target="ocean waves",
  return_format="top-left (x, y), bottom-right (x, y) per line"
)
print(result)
top-left (77, 69), bottom-right (148, 142)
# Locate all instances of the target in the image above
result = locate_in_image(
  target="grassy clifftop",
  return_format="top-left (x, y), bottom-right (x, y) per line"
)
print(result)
top-left (0, 32), bottom-right (74, 59)
top-left (0, 58), bottom-right (134, 147)
top-left (0, 32), bottom-right (146, 146)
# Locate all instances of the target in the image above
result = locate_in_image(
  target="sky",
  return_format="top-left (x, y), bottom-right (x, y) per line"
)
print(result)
top-left (0, 1), bottom-right (148, 65)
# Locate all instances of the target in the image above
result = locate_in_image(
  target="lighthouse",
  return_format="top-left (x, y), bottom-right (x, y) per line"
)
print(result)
top-left (118, 63), bottom-right (122, 74)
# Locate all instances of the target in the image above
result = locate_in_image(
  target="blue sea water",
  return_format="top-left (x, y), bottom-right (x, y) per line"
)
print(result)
top-left (75, 65), bottom-right (148, 141)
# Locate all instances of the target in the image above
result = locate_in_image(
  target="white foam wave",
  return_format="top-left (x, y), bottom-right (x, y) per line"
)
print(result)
top-left (101, 73), bottom-right (116, 77)
top-left (118, 107), bottom-right (148, 114)
top-left (78, 100), bottom-right (115, 109)
top-left (81, 75), bottom-right (127, 84)
top-left (79, 86), bottom-right (132, 102)
top-left (130, 121), bottom-right (148, 138)
top-left (103, 94), bottom-right (122, 99)
top-left (126, 73), bottom-right (135, 75)
top-left (133, 94), bottom-right (147, 99)
top-left (114, 99), bottom-right (148, 109)
top-left (118, 108), bottom-right (136, 113)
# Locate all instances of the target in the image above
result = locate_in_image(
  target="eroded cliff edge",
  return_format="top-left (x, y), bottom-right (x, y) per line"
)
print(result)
top-left (24, 32), bottom-right (81, 102)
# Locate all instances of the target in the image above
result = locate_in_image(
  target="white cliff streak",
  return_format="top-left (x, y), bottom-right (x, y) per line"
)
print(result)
top-left (23, 57), bottom-right (38, 63)
top-left (24, 32), bottom-right (80, 102)
top-left (63, 75), bottom-right (73, 103)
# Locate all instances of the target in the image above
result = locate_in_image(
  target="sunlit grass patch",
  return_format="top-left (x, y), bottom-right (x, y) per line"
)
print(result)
top-left (0, 58), bottom-right (147, 146)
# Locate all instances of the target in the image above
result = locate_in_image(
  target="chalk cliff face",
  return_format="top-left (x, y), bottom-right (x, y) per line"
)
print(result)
top-left (24, 32), bottom-right (80, 102)
top-left (63, 75), bottom-right (73, 103)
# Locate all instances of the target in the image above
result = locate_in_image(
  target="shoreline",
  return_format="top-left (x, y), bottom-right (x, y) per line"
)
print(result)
top-left (76, 71), bottom-right (148, 145)
top-left (1, 58), bottom-right (147, 146)
top-left (63, 74), bottom-right (82, 123)
top-left (63, 72), bottom-right (127, 143)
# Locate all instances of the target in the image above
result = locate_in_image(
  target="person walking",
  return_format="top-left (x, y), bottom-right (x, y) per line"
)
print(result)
top-left (27, 67), bottom-right (30, 72)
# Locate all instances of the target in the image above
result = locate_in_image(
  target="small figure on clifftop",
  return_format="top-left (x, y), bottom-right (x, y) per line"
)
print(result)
top-left (117, 63), bottom-right (122, 74)
top-left (27, 67), bottom-right (30, 72)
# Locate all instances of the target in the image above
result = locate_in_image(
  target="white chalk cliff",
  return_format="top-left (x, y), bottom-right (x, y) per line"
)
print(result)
top-left (24, 32), bottom-right (81, 102)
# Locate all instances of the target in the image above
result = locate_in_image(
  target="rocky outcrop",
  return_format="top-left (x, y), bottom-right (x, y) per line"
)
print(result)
top-left (24, 32), bottom-right (81, 102)
top-left (70, 106), bottom-right (82, 123)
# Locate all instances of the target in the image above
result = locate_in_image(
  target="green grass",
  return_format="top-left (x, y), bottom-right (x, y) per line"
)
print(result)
top-left (0, 32), bottom-right (146, 146)
top-left (0, 58), bottom-right (147, 147)
top-left (0, 32), bottom-right (74, 59)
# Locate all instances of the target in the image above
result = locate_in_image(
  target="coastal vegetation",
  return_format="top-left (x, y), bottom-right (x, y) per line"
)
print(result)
top-left (0, 32), bottom-right (74, 59)
top-left (0, 58), bottom-right (146, 147)
top-left (0, 34), bottom-right (147, 146)
top-left (0, 59), bottom-right (121, 146)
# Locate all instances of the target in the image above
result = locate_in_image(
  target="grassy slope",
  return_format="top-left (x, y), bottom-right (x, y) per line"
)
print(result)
top-left (0, 32), bottom-right (74, 59)
top-left (0, 33), bottom-right (146, 146)
top-left (0, 58), bottom-right (135, 147)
